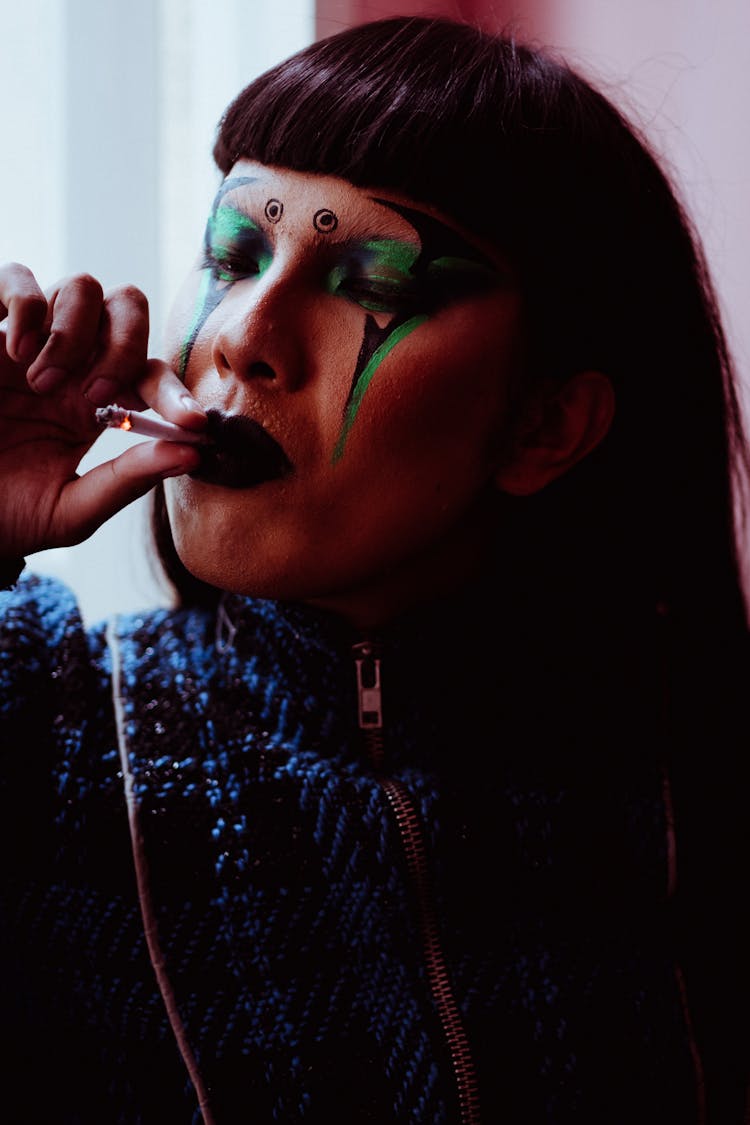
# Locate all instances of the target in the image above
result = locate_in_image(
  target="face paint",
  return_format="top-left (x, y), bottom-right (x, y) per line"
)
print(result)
top-left (332, 312), bottom-right (428, 461)
top-left (330, 202), bottom-right (503, 461)
top-left (177, 175), bottom-right (262, 378)
top-left (178, 171), bottom-right (506, 469)
top-left (375, 199), bottom-right (500, 306)
top-left (265, 198), bottom-right (283, 223)
top-left (313, 208), bottom-right (338, 234)
top-left (164, 161), bottom-right (526, 618)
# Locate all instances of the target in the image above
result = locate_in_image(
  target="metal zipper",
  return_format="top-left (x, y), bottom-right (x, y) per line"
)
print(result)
top-left (354, 640), bottom-right (385, 772)
top-left (353, 641), bottom-right (482, 1124)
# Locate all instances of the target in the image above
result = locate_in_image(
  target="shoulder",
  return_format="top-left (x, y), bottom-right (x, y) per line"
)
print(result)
top-left (0, 570), bottom-right (83, 644)
top-left (0, 572), bottom-right (215, 711)
top-left (0, 572), bottom-right (87, 689)
top-left (0, 572), bottom-right (114, 725)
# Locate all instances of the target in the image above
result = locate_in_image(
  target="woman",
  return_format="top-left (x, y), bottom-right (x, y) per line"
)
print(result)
top-left (1, 15), bottom-right (748, 1123)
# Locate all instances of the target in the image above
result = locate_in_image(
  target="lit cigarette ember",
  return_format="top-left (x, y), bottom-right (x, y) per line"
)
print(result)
top-left (95, 404), bottom-right (212, 445)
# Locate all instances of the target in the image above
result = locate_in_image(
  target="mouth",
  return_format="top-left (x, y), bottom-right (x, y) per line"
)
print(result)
top-left (190, 409), bottom-right (293, 489)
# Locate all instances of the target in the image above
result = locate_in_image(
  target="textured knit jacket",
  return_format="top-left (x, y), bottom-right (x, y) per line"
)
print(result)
top-left (0, 572), bottom-right (726, 1123)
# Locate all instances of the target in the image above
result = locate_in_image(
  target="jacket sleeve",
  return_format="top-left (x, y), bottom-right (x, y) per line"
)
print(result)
top-left (0, 572), bottom-right (101, 852)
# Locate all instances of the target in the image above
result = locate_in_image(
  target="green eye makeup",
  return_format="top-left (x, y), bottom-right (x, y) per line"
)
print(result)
top-left (203, 207), bottom-right (273, 283)
top-left (331, 203), bottom-right (505, 461)
top-left (177, 179), bottom-right (507, 468)
top-left (178, 175), bottom-right (260, 377)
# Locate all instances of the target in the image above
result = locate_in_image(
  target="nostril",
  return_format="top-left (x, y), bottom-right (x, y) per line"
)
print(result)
top-left (248, 361), bottom-right (276, 380)
top-left (217, 355), bottom-right (276, 380)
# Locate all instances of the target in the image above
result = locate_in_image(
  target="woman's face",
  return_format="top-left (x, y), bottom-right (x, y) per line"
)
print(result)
top-left (163, 160), bottom-right (525, 626)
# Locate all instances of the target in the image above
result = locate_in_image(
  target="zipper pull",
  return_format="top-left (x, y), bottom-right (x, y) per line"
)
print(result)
top-left (353, 641), bottom-right (383, 730)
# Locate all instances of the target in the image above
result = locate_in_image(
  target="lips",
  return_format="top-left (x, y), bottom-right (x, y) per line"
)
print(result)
top-left (190, 409), bottom-right (293, 489)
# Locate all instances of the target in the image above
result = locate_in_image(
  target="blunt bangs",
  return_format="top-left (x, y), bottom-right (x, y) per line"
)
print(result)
top-left (208, 16), bottom-right (660, 366)
top-left (211, 18), bottom-right (550, 244)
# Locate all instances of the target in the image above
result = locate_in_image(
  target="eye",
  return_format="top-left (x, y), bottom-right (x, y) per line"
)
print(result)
top-left (344, 278), bottom-right (419, 314)
top-left (329, 263), bottom-right (419, 314)
top-left (201, 247), bottom-right (268, 284)
top-left (201, 206), bottom-right (271, 284)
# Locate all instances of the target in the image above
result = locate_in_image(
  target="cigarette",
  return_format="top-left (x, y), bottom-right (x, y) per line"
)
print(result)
top-left (95, 403), bottom-right (212, 445)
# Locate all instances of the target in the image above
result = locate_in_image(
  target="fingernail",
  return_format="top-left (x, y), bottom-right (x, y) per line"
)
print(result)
top-left (180, 392), bottom-right (206, 414)
top-left (162, 457), bottom-right (199, 479)
top-left (86, 377), bottom-right (120, 405)
top-left (31, 366), bottom-right (67, 394)
top-left (18, 330), bottom-right (42, 365)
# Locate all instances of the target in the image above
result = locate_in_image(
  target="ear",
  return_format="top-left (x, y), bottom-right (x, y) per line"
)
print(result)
top-left (495, 370), bottom-right (615, 496)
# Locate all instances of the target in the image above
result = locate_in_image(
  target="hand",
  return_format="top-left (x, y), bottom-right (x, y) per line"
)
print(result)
top-left (0, 262), bottom-right (207, 559)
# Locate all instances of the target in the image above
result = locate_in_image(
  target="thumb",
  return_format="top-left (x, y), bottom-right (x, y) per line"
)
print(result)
top-left (56, 439), bottom-right (202, 543)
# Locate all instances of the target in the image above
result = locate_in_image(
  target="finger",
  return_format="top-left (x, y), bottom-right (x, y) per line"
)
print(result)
top-left (81, 284), bottom-right (151, 406)
top-left (25, 273), bottom-right (104, 394)
top-left (54, 439), bottom-right (203, 545)
top-left (0, 262), bottom-right (49, 365)
top-left (136, 358), bottom-right (208, 428)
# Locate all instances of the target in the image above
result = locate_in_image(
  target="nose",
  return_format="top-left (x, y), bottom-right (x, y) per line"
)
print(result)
top-left (210, 270), bottom-right (310, 391)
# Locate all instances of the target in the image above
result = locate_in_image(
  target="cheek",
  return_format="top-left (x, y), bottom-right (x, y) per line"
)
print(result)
top-left (343, 301), bottom-right (523, 468)
top-left (164, 477), bottom-right (237, 581)
top-left (311, 303), bottom-right (365, 382)
top-left (163, 273), bottom-right (204, 373)
top-left (282, 300), bottom-right (385, 452)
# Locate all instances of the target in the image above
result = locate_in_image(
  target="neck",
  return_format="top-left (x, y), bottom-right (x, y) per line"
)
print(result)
top-left (304, 507), bottom-right (499, 632)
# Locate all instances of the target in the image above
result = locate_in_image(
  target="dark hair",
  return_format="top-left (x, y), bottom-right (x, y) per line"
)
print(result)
top-left (149, 23), bottom-right (750, 1087)
top-left (152, 15), bottom-right (749, 653)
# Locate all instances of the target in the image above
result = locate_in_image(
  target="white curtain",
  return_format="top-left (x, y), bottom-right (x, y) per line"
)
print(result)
top-left (1, 0), bottom-right (313, 624)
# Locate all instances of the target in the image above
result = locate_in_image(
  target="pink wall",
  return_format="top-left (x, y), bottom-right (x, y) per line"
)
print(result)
top-left (316, 0), bottom-right (553, 41)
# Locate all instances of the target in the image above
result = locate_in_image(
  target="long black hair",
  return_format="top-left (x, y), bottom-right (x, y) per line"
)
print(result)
top-left (150, 24), bottom-right (750, 1104)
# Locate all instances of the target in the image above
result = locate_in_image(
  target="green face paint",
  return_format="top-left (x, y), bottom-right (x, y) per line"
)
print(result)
top-left (205, 206), bottom-right (272, 283)
top-left (177, 175), bottom-right (260, 379)
top-left (330, 203), bottom-right (504, 462)
top-left (176, 178), bottom-right (505, 467)
top-left (177, 270), bottom-right (214, 379)
top-left (332, 314), bottom-right (427, 462)
top-left (363, 238), bottom-right (420, 278)
top-left (326, 239), bottom-right (420, 314)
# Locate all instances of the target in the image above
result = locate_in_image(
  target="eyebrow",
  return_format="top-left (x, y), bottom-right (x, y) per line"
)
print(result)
top-left (371, 197), bottom-right (497, 273)
top-left (207, 204), bottom-right (261, 241)
top-left (358, 238), bottom-right (421, 276)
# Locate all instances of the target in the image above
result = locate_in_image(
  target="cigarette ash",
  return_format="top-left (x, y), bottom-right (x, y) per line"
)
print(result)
top-left (95, 404), bottom-right (130, 427)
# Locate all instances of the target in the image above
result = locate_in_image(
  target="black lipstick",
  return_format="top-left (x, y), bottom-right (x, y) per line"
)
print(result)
top-left (190, 409), bottom-right (293, 488)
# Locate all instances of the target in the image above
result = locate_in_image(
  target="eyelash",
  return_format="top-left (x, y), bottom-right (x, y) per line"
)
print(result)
top-left (201, 247), bottom-right (420, 314)
top-left (201, 249), bottom-right (262, 283)
top-left (335, 276), bottom-right (420, 314)
top-left (199, 248), bottom-right (472, 319)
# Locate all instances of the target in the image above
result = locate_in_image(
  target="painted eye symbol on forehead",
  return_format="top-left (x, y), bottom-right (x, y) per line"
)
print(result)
top-left (265, 198), bottom-right (283, 223)
top-left (313, 208), bottom-right (338, 234)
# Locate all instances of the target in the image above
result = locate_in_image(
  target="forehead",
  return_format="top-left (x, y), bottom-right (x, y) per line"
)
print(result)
top-left (218, 160), bottom-right (498, 259)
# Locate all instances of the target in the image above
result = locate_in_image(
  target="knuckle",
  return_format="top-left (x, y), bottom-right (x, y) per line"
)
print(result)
top-left (108, 283), bottom-right (148, 312)
top-left (0, 262), bottom-right (45, 301)
top-left (1, 260), bottom-right (33, 280)
top-left (66, 273), bottom-right (104, 301)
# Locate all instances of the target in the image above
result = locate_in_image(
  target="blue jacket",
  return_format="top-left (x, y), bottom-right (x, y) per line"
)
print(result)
top-left (0, 573), bottom-right (715, 1122)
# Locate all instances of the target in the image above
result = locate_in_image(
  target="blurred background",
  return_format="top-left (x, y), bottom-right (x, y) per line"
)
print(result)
top-left (1, 0), bottom-right (748, 624)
